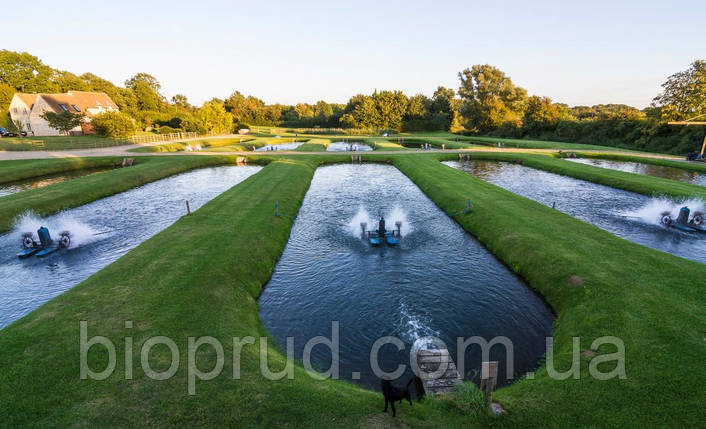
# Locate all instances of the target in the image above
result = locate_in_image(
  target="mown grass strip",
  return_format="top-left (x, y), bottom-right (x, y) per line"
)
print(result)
top-left (0, 157), bottom-right (125, 184)
top-left (574, 152), bottom-right (706, 174)
top-left (435, 152), bottom-right (706, 200)
top-left (0, 156), bottom-right (256, 233)
top-left (392, 155), bottom-right (705, 427)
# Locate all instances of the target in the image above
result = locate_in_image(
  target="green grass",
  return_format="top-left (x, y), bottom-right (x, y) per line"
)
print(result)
top-left (0, 157), bottom-right (473, 427)
top-left (0, 156), bottom-right (256, 233)
top-left (438, 152), bottom-right (706, 201)
top-left (129, 138), bottom-right (258, 153)
top-left (463, 136), bottom-right (635, 151)
top-left (0, 153), bottom-right (704, 427)
top-left (0, 135), bottom-right (130, 151)
top-left (572, 152), bottom-right (706, 173)
top-left (392, 155), bottom-right (705, 427)
top-left (0, 157), bottom-right (126, 184)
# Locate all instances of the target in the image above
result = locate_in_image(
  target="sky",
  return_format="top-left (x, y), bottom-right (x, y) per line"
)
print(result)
top-left (5, 0), bottom-right (705, 108)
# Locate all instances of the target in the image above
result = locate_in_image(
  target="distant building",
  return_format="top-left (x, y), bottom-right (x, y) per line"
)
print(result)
top-left (9, 91), bottom-right (119, 136)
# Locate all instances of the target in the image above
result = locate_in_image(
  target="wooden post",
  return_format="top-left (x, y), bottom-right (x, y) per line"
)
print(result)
top-left (185, 200), bottom-right (191, 215)
top-left (480, 361), bottom-right (498, 405)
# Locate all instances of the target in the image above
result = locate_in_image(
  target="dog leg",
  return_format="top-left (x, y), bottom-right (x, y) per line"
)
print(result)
top-left (383, 397), bottom-right (388, 413)
top-left (391, 400), bottom-right (396, 417)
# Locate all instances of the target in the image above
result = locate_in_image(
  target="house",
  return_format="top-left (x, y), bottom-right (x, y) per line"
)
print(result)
top-left (9, 91), bottom-right (119, 136)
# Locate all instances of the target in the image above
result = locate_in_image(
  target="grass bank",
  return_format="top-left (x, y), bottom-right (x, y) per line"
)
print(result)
top-left (0, 157), bottom-right (475, 427)
top-left (391, 155), bottom-right (705, 427)
top-left (0, 156), bottom-right (254, 233)
top-left (572, 152), bottom-right (706, 174)
top-left (0, 157), bottom-right (125, 184)
top-left (129, 137), bottom-right (257, 153)
top-left (464, 136), bottom-right (634, 151)
top-left (0, 135), bottom-right (129, 151)
top-left (437, 152), bottom-right (706, 200)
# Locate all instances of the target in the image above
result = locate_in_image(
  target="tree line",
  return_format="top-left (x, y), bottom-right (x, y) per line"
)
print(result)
top-left (1, 49), bottom-right (703, 153)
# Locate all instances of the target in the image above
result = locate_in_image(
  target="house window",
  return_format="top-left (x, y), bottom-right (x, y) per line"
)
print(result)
top-left (58, 104), bottom-right (69, 111)
top-left (71, 105), bottom-right (81, 112)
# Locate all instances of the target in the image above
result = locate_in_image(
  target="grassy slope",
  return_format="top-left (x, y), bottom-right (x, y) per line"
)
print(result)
top-left (0, 158), bottom-right (472, 427)
top-left (464, 136), bottom-right (633, 151)
top-left (294, 138), bottom-right (331, 151)
top-left (0, 156), bottom-right (252, 233)
top-left (130, 138), bottom-right (258, 153)
top-left (574, 152), bottom-right (706, 173)
top-left (0, 135), bottom-right (129, 151)
top-left (391, 155), bottom-right (705, 427)
top-left (440, 152), bottom-right (706, 200)
top-left (0, 157), bottom-right (126, 184)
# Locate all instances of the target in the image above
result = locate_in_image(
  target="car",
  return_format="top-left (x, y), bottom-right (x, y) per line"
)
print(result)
top-left (0, 127), bottom-right (25, 137)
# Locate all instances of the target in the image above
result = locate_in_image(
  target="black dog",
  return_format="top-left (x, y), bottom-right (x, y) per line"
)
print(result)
top-left (381, 377), bottom-right (414, 417)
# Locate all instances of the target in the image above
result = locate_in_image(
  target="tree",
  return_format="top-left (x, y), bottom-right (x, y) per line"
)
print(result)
top-left (194, 100), bottom-right (233, 134)
top-left (652, 59), bottom-right (706, 121)
top-left (0, 83), bottom-right (14, 110)
top-left (171, 94), bottom-right (192, 110)
top-left (458, 64), bottom-right (528, 132)
top-left (55, 71), bottom-right (88, 92)
top-left (125, 73), bottom-right (162, 92)
top-left (0, 50), bottom-right (59, 93)
top-left (41, 110), bottom-right (84, 135)
top-left (91, 111), bottom-right (137, 138)
top-left (523, 96), bottom-right (564, 134)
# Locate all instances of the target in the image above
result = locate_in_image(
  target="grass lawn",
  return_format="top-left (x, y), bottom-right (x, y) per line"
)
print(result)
top-left (0, 135), bottom-right (130, 151)
top-left (573, 152), bottom-right (706, 173)
top-left (391, 155), bottom-right (705, 427)
top-left (129, 137), bottom-right (258, 153)
top-left (0, 156), bottom-right (257, 233)
top-left (463, 136), bottom-right (634, 151)
top-left (0, 153), bottom-right (703, 427)
top-left (0, 157), bottom-right (126, 184)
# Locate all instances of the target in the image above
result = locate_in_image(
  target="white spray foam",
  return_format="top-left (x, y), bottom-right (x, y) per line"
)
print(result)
top-left (621, 197), bottom-right (706, 226)
top-left (398, 302), bottom-right (440, 343)
top-left (12, 211), bottom-right (100, 247)
top-left (345, 205), bottom-right (413, 237)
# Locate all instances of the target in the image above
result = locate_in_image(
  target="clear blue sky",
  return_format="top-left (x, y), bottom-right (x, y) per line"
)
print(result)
top-left (5, 0), bottom-right (704, 107)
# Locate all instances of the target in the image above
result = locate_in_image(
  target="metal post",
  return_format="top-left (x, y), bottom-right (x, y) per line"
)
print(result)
top-left (185, 200), bottom-right (191, 215)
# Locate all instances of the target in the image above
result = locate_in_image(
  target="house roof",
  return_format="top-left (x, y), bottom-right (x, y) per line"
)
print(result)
top-left (38, 91), bottom-right (118, 116)
top-left (14, 93), bottom-right (39, 109)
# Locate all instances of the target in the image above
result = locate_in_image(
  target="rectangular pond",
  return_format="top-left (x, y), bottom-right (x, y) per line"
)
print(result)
top-left (0, 168), bottom-right (113, 197)
top-left (0, 165), bottom-right (261, 329)
top-left (566, 158), bottom-right (706, 186)
top-left (445, 160), bottom-right (706, 264)
top-left (258, 164), bottom-right (554, 391)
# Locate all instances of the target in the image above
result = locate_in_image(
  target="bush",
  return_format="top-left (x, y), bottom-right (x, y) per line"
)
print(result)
top-left (157, 126), bottom-right (182, 134)
top-left (92, 111), bottom-right (137, 139)
top-left (446, 382), bottom-right (486, 416)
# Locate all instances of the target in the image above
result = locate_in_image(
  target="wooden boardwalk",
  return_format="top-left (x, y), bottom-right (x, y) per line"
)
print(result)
top-left (415, 348), bottom-right (462, 396)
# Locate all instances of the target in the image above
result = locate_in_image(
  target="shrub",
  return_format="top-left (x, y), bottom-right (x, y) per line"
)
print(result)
top-left (157, 126), bottom-right (182, 134)
top-left (92, 111), bottom-right (137, 139)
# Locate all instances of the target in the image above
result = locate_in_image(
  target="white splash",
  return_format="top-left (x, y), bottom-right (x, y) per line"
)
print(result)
top-left (621, 197), bottom-right (706, 226)
top-left (398, 302), bottom-right (440, 343)
top-left (12, 211), bottom-right (100, 247)
top-left (344, 206), bottom-right (413, 237)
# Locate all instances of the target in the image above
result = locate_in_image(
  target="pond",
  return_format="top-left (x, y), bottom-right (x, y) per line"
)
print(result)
top-left (0, 168), bottom-right (113, 197)
top-left (445, 160), bottom-right (706, 264)
top-left (258, 164), bottom-right (554, 390)
top-left (0, 166), bottom-right (261, 329)
top-left (326, 142), bottom-right (373, 152)
top-left (256, 143), bottom-right (303, 151)
top-left (566, 158), bottom-right (706, 186)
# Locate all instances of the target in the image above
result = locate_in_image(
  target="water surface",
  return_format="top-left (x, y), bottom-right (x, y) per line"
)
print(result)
top-left (259, 164), bottom-right (554, 390)
top-left (445, 160), bottom-right (706, 264)
top-left (0, 166), bottom-right (261, 328)
top-left (0, 168), bottom-right (112, 197)
top-left (567, 158), bottom-right (706, 186)
top-left (326, 142), bottom-right (373, 152)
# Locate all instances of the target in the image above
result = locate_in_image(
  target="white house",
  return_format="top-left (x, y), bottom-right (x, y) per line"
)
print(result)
top-left (9, 91), bottom-right (119, 136)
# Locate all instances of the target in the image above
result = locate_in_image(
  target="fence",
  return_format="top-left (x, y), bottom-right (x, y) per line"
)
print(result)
top-left (127, 132), bottom-right (202, 144)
